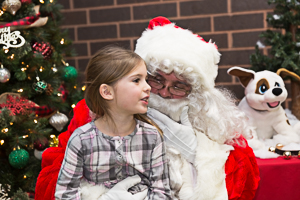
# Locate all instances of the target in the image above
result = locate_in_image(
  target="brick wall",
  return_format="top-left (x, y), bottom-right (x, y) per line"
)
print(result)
top-left (60, 0), bottom-right (290, 107)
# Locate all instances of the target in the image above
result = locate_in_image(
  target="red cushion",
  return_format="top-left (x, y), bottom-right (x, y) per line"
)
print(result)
top-left (225, 137), bottom-right (260, 200)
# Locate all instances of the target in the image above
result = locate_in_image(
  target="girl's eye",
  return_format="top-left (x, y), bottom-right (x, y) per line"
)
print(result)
top-left (275, 82), bottom-right (280, 87)
top-left (259, 84), bottom-right (268, 94)
top-left (133, 78), bottom-right (140, 83)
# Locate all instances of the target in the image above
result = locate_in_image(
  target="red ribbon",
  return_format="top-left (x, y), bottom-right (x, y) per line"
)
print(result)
top-left (0, 13), bottom-right (40, 29)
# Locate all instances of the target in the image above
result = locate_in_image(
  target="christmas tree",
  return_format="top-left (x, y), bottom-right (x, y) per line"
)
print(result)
top-left (0, 0), bottom-right (83, 198)
top-left (250, 0), bottom-right (300, 119)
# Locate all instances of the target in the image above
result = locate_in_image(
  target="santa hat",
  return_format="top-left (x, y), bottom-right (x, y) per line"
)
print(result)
top-left (135, 16), bottom-right (221, 90)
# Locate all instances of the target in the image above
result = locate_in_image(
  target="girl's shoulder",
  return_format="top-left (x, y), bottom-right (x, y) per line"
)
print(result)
top-left (71, 121), bottom-right (96, 138)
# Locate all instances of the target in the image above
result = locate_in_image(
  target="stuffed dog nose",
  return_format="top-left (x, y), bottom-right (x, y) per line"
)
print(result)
top-left (272, 88), bottom-right (282, 96)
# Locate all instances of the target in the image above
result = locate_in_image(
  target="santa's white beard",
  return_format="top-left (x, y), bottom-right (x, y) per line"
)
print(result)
top-left (148, 93), bottom-right (190, 122)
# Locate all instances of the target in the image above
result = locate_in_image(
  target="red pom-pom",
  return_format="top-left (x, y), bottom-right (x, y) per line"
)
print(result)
top-left (148, 16), bottom-right (172, 30)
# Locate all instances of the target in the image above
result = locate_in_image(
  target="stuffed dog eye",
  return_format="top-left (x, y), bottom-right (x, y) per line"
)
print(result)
top-left (258, 84), bottom-right (268, 94)
top-left (275, 82), bottom-right (280, 87)
top-left (255, 79), bottom-right (270, 95)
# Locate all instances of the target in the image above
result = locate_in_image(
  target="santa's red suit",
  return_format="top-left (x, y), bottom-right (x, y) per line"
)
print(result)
top-left (35, 17), bottom-right (259, 200)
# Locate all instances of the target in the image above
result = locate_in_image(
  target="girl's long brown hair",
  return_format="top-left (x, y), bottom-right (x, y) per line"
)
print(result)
top-left (84, 45), bottom-right (163, 136)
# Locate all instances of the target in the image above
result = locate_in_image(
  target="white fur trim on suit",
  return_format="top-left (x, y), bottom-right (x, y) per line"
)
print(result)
top-left (191, 131), bottom-right (233, 200)
top-left (165, 131), bottom-right (233, 200)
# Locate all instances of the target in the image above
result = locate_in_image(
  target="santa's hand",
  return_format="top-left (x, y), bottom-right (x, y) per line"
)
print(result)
top-left (147, 106), bottom-right (197, 163)
top-left (98, 175), bottom-right (148, 200)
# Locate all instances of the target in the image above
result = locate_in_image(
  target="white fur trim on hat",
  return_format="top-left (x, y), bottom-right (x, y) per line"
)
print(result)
top-left (135, 19), bottom-right (221, 90)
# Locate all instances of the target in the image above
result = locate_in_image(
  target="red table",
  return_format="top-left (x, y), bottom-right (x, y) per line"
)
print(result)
top-left (253, 157), bottom-right (300, 200)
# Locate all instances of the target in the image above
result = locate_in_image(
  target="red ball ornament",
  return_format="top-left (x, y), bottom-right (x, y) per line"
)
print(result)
top-left (58, 84), bottom-right (68, 102)
top-left (27, 192), bottom-right (35, 198)
top-left (21, 0), bottom-right (32, 4)
top-left (33, 136), bottom-right (49, 151)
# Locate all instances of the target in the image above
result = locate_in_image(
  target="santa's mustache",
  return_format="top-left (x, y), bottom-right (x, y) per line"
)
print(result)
top-left (148, 93), bottom-right (190, 122)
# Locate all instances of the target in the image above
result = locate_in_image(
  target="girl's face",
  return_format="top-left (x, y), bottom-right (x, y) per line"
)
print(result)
top-left (111, 61), bottom-right (151, 116)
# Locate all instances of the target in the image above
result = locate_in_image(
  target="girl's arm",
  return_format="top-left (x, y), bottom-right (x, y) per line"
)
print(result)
top-left (148, 132), bottom-right (172, 200)
top-left (55, 130), bottom-right (84, 200)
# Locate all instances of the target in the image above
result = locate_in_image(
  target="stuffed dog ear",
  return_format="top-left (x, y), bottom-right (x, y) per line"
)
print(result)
top-left (277, 68), bottom-right (300, 82)
top-left (227, 66), bottom-right (255, 87)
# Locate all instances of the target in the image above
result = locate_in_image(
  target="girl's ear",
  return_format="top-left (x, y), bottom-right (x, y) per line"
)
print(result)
top-left (99, 84), bottom-right (114, 100)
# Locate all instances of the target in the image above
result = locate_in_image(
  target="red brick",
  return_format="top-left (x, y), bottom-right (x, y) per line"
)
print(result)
top-left (117, 0), bottom-right (159, 5)
top-left (72, 43), bottom-right (88, 57)
top-left (231, 0), bottom-right (273, 12)
top-left (120, 22), bottom-right (149, 37)
top-left (232, 31), bottom-right (262, 48)
top-left (62, 28), bottom-right (75, 41)
top-left (133, 3), bottom-right (177, 20)
top-left (216, 68), bottom-right (232, 83)
top-left (62, 11), bottom-right (87, 26)
top-left (214, 14), bottom-right (264, 31)
top-left (180, 0), bottom-right (227, 16)
top-left (133, 39), bottom-right (138, 49)
top-left (90, 41), bottom-right (131, 55)
top-left (60, 0), bottom-right (70, 9)
top-left (78, 58), bottom-right (90, 73)
top-left (90, 7), bottom-right (131, 23)
top-left (78, 25), bottom-right (117, 40)
top-left (77, 73), bottom-right (85, 85)
top-left (73, 0), bottom-right (113, 8)
top-left (219, 50), bottom-right (255, 66)
top-left (66, 59), bottom-right (76, 68)
top-left (175, 18), bottom-right (211, 33)
top-left (201, 34), bottom-right (228, 49)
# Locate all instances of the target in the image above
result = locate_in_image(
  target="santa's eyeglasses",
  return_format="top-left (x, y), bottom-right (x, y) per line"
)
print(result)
top-left (147, 74), bottom-right (191, 97)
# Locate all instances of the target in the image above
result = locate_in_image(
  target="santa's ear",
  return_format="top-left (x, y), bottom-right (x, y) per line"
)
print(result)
top-left (99, 84), bottom-right (114, 100)
top-left (277, 68), bottom-right (300, 82)
top-left (227, 66), bottom-right (255, 87)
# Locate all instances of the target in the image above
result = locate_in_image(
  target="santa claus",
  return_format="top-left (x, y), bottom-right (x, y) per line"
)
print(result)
top-left (35, 16), bottom-right (259, 200)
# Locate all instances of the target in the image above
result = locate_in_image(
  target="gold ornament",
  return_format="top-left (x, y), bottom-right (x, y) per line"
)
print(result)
top-left (49, 135), bottom-right (59, 147)
top-left (283, 151), bottom-right (292, 160)
top-left (298, 151), bottom-right (300, 159)
top-left (276, 143), bottom-right (284, 150)
top-left (2, 0), bottom-right (21, 15)
top-left (268, 146), bottom-right (275, 152)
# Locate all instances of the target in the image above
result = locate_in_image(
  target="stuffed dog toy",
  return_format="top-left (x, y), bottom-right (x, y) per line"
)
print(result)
top-left (227, 67), bottom-right (300, 152)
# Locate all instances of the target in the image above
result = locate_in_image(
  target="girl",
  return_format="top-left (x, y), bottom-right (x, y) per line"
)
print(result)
top-left (55, 45), bottom-right (171, 200)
